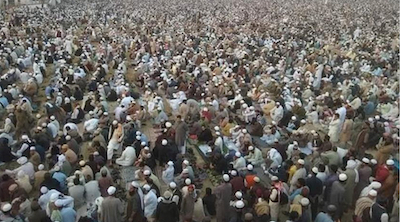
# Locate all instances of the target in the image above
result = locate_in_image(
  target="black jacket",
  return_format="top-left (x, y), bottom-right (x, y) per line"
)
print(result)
top-left (155, 199), bottom-right (179, 222)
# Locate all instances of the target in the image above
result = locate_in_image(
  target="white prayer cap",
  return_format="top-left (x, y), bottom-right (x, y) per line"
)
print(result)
top-left (216, 131), bottom-right (221, 136)
top-left (271, 176), bottom-right (279, 181)
top-left (235, 191), bottom-right (243, 199)
top-left (271, 121), bottom-right (276, 125)
top-left (93, 151), bottom-right (99, 156)
top-left (235, 152), bottom-right (241, 157)
top-left (300, 119), bottom-right (306, 124)
top-left (131, 181), bottom-right (140, 188)
top-left (162, 139), bottom-right (168, 145)
top-left (30, 146), bottom-right (36, 151)
top-left (169, 182), bottom-right (177, 189)
top-left (297, 159), bottom-right (305, 165)
top-left (247, 164), bottom-right (254, 171)
top-left (370, 159), bottom-right (377, 165)
top-left (248, 146), bottom-right (254, 151)
top-left (311, 130), bottom-right (316, 134)
top-left (103, 112), bottom-right (108, 115)
top-left (37, 127), bottom-right (42, 130)
top-left (41, 123), bottom-right (47, 127)
top-left (140, 141), bottom-right (146, 146)
top-left (223, 174), bottom-right (230, 182)
top-left (17, 157), bottom-right (28, 165)
top-left (136, 135), bottom-right (141, 140)
top-left (126, 116), bottom-right (132, 121)
top-left (203, 107), bottom-right (208, 112)
top-left (65, 135), bottom-right (71, 140)
top-left (40, 186), bottom-right (48, 194)
top-left (50, 116), bottom-right (55, 120)
top-left (339, 173), bottom-right (347, 181)
top-left (375, 115), bottom-right (380, 120)
top-left (254, 177), bottom-right (260, 183)
top-left (183, 160), bottom-right (189, 165)
top-left (55, 200), bottom-right (64, 207)
top-left (241, 129), bottom-right (247, 134)
top-left (2, 203), bottom-right (12, 212)
top-left (89, 111), bottom-right (94, 115)
top-left (368, 117), bottom-right (373, 122)
top-left (235, 200), bottom-right (245, 209)
top-left (368, 190), bottom-right (377, 197)
top-left (276, 102), bottom-right (280, 105)
top-left (21, 135), bottom-right (29, 140)
top-left (242, 104), bottom-right (248, 109)
top-left (144, 147), bottom-right (150, 151)
top-left (371, 182), bottom-right (381, 189)
top-left (362, 158), bottom-right (370, 164)
top-left (112, 120), bottom-right (118, 125)
top-left (293, 141), bottom-right (298, 146)
top-left (165, 122), bottom-right (172, 128)
top-left (291, 116), bottom-right (297, 121)
top-left (143, 170), bottom-right (151, 176)
top-left (167, 161), bottom-right (174, 166)
top-left (214, 126), bottom-right (220, 131)
top-left (386, 159), bottom-right (394, 166)
top-left (38, 164), bottom-right (44, 170)
top-left (136, 131), bottom-right (142, 136)
top-left (143, 184), bottom-right (151, 191)
top-left (185, 178), bottom-right (191, 185)
top-left (300, 198), bottom-right (310, 206)
top-left (312, 167), bottom-right (318, 174)
top-left (231, 170), bottom-right (237, 176)
top-left (36, 114), bottom-right (41, 119)
top-left (107, 186), bottom-right (117, 195)
top-left (50, 193), bottom-right (59, 202)
top-left (79, 160), bottom-right (86, 166)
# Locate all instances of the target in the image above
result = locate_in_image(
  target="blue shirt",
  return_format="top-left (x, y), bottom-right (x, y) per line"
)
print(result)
top-left (0, 97), bottom-right (9, 108)
top-left (61, 207), bottom-right (77, 222)
top-left (52, 172), bottom-right (67, 192)
top-left (315, 212), bottom-right (334, 222)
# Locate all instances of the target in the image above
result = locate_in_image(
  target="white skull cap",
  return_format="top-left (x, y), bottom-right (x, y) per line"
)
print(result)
top-left (223, 174), bottom-right (230, 182)
top-left (40, 186), bottom-right (48, 194)
top-left (169, 182), bottom-right (177, 189)
top-left (339, 173), bottom-right (347, 181)
top-left (300, 197), bottom-right (310, 206)
top-left (235, 152), bottom-right (241, 157)
top-left (185, 178), bottom-right (191, 185)
top-left (247, 164), bottom-right (254, 171)
top-left (386, 159), bottom-right (394, 165)
top-left (231, 170), bottom-right (237, 176)
top-left (362, 158), bottom-right (370, 164)
top-left (107, 186), bottom-right (117, 195)
top-left (235, 191), bottom-right (243, 199)
top-left (162, 139), bottom-right (168, 145)
top-left (235, 200), bottom-right (245, 209)
top-left (143, 184), bottom-right (151, 191)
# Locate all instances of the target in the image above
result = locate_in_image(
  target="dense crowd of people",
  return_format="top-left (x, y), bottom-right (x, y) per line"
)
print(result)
top-left (0, 0), bottom-right (398, 221)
